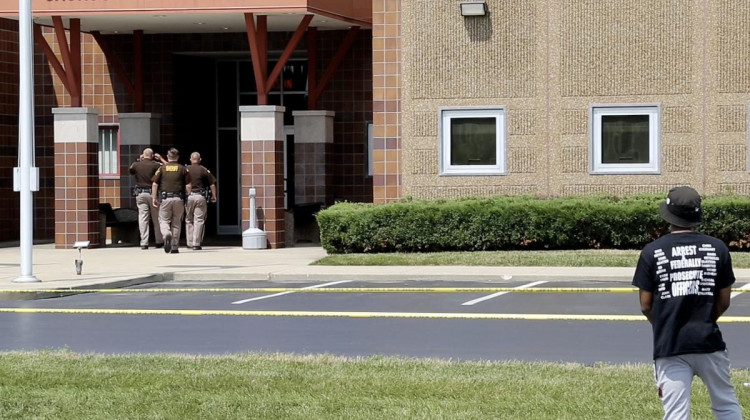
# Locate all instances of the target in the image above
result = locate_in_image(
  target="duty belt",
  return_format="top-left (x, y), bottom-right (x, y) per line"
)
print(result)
top-left (160, 192), bottom-right (184, 199)
top-left (135, 187), bottom-right (151, 194)
top-left (191, 189), bottom-right (212, 200)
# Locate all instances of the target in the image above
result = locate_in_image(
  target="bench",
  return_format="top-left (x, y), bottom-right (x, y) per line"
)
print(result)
top-left (99, 203), bottom-right (139, 245)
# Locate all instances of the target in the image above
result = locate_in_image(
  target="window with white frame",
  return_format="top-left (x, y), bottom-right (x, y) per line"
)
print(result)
top-left (590, 105), bottom-right (660, 174)
top-left (98, 125), bottom-right (120, 177)
top-left (440, 107), bottom-right (506, 175)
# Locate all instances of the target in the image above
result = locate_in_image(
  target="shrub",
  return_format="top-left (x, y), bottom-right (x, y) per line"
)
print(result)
top-left (316, 194), bottom-right (750, 254)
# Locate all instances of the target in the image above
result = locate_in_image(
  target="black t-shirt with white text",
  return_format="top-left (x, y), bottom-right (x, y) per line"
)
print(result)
top-left (632, 232), bottom-right (735, 359)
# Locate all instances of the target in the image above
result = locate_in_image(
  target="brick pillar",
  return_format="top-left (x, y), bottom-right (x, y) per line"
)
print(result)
top-left (293, 110), bottom-right (335, 206)
top-left (118, 113), bottom-right (161, 207)
top-left (240, 106), bottom-right (285, 249)
top-left (52, 107), bottom-right (101, 249)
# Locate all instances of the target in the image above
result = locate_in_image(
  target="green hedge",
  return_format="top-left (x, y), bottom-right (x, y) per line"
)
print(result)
top-left (316, 195), bottom-right (750, 254)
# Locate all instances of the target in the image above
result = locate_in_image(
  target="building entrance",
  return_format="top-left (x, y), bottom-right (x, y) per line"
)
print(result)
top-left (174, 54), bottom-right (307, 237)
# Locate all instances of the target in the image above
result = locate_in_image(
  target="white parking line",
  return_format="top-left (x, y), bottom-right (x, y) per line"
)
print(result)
top-left (731, 283), bottom-right (750, 300)
top-left (231, 281), bottom-right (351, 305)
top-left (461, 281), bottom-right (548, 306)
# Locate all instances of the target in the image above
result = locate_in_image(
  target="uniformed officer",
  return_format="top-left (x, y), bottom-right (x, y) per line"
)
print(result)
top-left (185, 152), bottom-right (217, 250)
top-left (128, 148), bottom-right (164, 250)
top-left (151, 148), bottom-right (190, 254)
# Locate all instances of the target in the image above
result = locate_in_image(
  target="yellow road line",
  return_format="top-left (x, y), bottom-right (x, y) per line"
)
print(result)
top-left (1, 287), bottom-right (644, 294)
top-left (0, 307), bottom-right (748, 322)
top-left (3, 287), bottom-right (748, 294)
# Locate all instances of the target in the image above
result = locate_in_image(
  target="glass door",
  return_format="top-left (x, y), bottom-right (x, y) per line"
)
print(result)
top-left (215, 56), bottom-right (308, 234)
top-left (215, 60), bottom-right (241, 234)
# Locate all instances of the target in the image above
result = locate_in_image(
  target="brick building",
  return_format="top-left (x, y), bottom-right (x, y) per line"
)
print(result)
top-left (0, 0), bottom-right (374, 248)
top-left (0, 1), bottom-right (749, 248)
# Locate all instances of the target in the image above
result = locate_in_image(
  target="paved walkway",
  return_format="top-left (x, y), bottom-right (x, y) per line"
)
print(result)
top-left (0, 243), bottom-right (748, 294)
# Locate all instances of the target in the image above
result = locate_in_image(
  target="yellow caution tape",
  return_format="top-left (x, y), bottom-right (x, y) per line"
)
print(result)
top-left (0, 307), bottom-right (747, 322)
top-left (3, 287), bottom-right (748, 294)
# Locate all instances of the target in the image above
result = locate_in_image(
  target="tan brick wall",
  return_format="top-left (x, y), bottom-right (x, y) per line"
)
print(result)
top-left (397, 0), bottom-right (750, 199)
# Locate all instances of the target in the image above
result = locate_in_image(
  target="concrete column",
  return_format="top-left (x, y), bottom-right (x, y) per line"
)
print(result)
top-left (118, 113), bottom-right (161, 206)
top-left (52, 107), bottom-right (101, 249)
top-left (240, 106), bottom-right (285, 249)
top-left (292, 110), bottom-right (335, 206)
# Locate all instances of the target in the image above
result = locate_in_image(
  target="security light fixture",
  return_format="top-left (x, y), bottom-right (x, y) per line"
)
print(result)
top-left (460, 1), bottom-right (488, 17)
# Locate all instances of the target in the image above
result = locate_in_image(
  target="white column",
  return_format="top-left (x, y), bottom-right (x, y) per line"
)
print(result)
top-left (292, 110), bottom-right (335, 144)
top-left (119, 113), bottom-right (161, 205)
top-left (239, 106), bottom-right (286, 248)
top-left (118, 113), bottom-right (161, 146)
top-left (52, 108), bottom-right (101, 249)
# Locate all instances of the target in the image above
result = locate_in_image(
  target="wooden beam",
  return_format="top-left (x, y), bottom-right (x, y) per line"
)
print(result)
top-left (307, 27), bottom-right (317, 109)
top-left (263, 15), bottom-right (313, 95)
top-left (310, 27), bottom-right (360, 107)
top-left (52, 16), bottom-right (80, 106)
top-left (69, 19), bottom-right (81, 106)
top-left (257, 15), bottom-right (268, 88)
top-left (133, 30), bottom-right (144, 112)
top-left (244, 13), bottom-right (268, 105)
top-left (33, 24), bottom-right (69, 94)
top-left (91, 31), bottom-right (137, 101)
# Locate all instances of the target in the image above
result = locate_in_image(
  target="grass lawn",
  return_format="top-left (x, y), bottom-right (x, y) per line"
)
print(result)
top-left (315, 249), bottom-right (750, 268)
top-left (0, 351), bottom-right (747, 419)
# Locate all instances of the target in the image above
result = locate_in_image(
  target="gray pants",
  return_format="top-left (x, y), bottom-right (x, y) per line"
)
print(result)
top-left (136, 192), bottom-right (163, 247)
top-left (185, 193), bottom-right (207, 247)
top-left (654, 350), bottom-right (742, 420)
top-left (158, 197), bottom-right (184, 251)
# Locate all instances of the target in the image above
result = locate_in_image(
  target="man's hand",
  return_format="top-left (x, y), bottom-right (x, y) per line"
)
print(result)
top-left (715, 286), bottom-right (732, 320)
top-left (211, 196), bottom-right (217, 203)
top-left (152, 199), bottom-right (159, 208)
top-left (639, 289), bottom-right (654, 324)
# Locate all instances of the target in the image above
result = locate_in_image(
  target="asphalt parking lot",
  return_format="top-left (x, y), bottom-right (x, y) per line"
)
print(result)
top-left (1, 279), bottom-right (749, 366)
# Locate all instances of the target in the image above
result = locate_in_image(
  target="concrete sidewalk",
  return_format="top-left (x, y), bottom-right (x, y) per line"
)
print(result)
top-left (0, 243), bottom-right (748, 293)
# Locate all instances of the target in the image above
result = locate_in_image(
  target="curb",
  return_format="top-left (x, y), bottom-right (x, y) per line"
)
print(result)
top-left (3, 272), bottom-right (749, 301)
top-left (0, 274), bottom-right (164, 301)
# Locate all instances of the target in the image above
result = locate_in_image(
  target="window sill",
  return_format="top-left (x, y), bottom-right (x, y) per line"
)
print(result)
top-left (590, 169), bottom-right (661, 175)
top-left (440, 171), bottom-right (507, 176)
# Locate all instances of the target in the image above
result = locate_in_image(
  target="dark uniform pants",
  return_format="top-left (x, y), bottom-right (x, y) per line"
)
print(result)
top-left (159, 197), bottom-right (184, 251)
top-left (186, 193), bottom-right (208, 247)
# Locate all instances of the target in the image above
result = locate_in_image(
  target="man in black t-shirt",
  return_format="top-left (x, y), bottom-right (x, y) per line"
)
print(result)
top-left (632, 186), bottom-right (742, 420)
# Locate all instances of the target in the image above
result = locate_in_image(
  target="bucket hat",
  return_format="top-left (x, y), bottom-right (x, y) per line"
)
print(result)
top-left (660, 186), bottom-right (702, 228)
